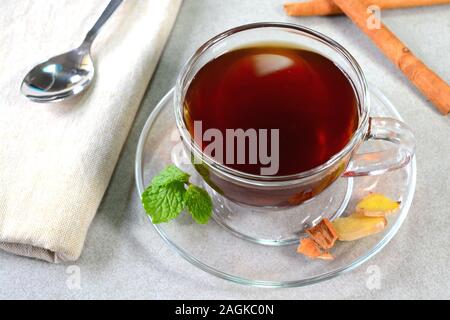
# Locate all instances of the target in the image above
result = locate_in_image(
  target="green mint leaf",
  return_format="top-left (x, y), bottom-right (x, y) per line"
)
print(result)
top-left (184, 185), bottom-right (213, 224)
top-left (151, 165), bottom-right (190, 188)
top-left (141, 165), bottom-right (213, 225)
top-left (141, 182), bottom-right (186, 224)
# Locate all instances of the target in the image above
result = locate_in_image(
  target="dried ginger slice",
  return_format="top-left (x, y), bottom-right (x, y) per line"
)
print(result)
top-left (332, 215), bottom-right (387, 241)
top-left (306, 218), bottom-right (338, 249)
top-left (356, 193), bottom-right (401, 217)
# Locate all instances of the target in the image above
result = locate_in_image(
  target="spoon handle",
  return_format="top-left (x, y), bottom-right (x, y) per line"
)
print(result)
top-left (83, 0), bottom-right (124, 47)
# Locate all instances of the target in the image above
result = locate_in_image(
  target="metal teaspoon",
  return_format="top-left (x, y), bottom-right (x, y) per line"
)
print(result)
top-left (21, 0), bottom-right (123, 103)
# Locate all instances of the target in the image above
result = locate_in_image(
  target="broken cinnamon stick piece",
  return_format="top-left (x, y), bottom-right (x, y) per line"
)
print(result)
top-left (297, 238), bottom-right (322, 258)
top-left (297, 238), bottom-right (335, 260)
top-left (317, 252), bottom-right (335, 260)
top-left (284, 0), bottom-right (450, 16)
top-left (306, 218), bottom-right (338, 249)
top-left (332, 0), bottom-right (450, 115)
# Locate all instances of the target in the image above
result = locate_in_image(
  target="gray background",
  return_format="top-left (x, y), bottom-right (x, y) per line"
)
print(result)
top-left (1, 0), bottom-right (449, 299)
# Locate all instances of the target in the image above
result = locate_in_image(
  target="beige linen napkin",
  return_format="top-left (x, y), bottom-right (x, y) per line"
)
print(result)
top-left (0, 0), bottom-right (181, 262)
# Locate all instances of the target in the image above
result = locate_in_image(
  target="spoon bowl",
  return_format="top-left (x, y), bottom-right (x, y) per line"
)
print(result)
top-left (21, 47), bottom-right (94, 102)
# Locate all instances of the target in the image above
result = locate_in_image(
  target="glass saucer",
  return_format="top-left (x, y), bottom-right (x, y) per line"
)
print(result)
top-left (135, 85), bottom-right (416, 288)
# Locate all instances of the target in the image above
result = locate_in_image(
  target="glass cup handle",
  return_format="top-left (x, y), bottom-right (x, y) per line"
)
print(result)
top-left (343, 117), bottom-right (416, 177)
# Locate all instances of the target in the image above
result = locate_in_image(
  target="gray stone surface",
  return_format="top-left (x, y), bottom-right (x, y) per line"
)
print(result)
top-left (0, 0), bottom-right (449, 299)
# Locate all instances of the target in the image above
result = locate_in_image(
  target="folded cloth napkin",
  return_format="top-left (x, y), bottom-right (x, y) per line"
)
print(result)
top-left (0, 0), bottom-right (181, 262)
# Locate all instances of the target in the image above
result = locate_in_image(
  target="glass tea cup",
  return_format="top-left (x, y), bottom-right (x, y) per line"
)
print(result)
top-left (174, 23), bottom-right (415, 209)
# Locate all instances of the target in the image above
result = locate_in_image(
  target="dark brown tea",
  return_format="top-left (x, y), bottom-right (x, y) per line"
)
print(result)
top-left (184, 45), bottom-right (358, 176)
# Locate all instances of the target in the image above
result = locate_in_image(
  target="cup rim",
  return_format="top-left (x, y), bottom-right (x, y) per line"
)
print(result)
top-left (174, 22), bottom-right (370, 184)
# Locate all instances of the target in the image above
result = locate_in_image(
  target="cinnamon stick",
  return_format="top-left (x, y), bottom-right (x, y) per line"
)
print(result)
top-left (331, 0), bottom-right (450, 115)
top-left (284, 0), bottom-right (450, 16)
top-left (306, 218), bottom-right (338, 249)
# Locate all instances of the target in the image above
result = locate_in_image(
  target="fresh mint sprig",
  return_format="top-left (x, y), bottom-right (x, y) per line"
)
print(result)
top-left (141, 165), bottom-right (213, 224)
